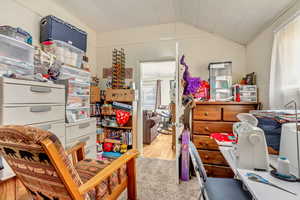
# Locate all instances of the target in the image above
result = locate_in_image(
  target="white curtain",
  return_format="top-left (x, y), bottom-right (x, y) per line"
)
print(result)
top-left (270, 15), bottom-right (300, 109)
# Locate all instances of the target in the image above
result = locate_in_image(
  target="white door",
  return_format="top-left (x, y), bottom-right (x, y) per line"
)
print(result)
top-left (175, 42), bottom-right (185, 183)
top-left (136, 61), bottom-right (144, 154)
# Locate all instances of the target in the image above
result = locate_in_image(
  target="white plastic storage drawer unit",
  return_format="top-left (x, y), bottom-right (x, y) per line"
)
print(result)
top-left (0, 34), bottom-right (34, 76)
top-left (1, 104), bottom-right (65, 125)
top-left (35, 121), bottom-right (66, 147)
top-left (0, 77), bottom-right (66, 137)
top-left (65, 118), bottom-right (97, 159)
top-left (0, 77), bottom-right (65, 104)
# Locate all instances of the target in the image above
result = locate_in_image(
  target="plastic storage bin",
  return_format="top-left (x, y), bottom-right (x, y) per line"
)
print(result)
top-left (59, 64), bottom-right (90, 83)
top-left (42, 40), bottom-right (84, 68)
top-left (0, 34), bottom-right (34, 76)
top-left (40, 15), bottom-right (87, 52)
top-left (66, 107), bottom-right (90, 123)
top-left (233, 85), bottom-right (257, 102)
top-left (0, 26), bottom-right (32, 44)
top-left (55, 66), bottom-right (91, 123)
top-left (208, 62), bottom-right (233, 101)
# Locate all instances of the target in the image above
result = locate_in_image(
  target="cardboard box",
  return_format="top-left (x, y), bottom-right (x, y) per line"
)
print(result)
top-left (106, 89), bottom-right (134, 102)
top-left (90, 86), bottom-right (100, 103)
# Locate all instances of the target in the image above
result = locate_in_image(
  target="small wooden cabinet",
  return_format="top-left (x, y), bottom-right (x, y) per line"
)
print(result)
top-left (192, 101), bottom-right (258, 178)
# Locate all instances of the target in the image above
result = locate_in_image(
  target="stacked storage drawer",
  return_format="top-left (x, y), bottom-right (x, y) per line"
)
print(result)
top-left (65, 118), bottom-right (97, 159)
top-left (192, 102), bottom-right (258, 178)
top-left (0, 77), bottom-right (66, 146)
top-left (57, 65), bottom-right (91, 123)
top-left (0, 34), bottom-right (34, 76)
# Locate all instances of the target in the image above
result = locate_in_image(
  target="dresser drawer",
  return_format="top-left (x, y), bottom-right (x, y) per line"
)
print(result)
top-left (198, 150), bottom-right (228, 165)
top-left (0, 81), bottom-right (65, 104)
top-left (193, 121), bottom-right (233, 135)
top-left (223, 105), bottom-right (256, 121)
top-left (193, 135), bottom-right (219, 150)
top-left (204, 164), bottom-right (234, 178)
top-left (193, 105), bottom-right (221, 121)
top-left (66, 119), bottom-right (96, 141)
top-left (1, 105), bottom-right (65, 125)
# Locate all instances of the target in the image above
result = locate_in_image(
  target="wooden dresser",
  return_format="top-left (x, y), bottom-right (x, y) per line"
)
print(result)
top-left (192, 101), bottom-right (258, 178)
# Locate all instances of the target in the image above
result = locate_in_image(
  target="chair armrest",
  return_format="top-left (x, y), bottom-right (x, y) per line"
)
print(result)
top-left (66, 142), bottom-right (86, 165)
top-left (78, 149), bottom-right (139, 195)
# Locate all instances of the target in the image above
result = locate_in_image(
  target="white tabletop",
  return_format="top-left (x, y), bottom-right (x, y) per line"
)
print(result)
top-left (219, 146), bottom-right (300, 200)
top-left (0, 158), bottom-right (15, 182)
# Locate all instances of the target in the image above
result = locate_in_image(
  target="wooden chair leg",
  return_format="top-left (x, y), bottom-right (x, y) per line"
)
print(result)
top-left (127, 158), bottom-right (137, 200)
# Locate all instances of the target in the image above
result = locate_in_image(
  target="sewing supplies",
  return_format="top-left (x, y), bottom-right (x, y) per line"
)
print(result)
top-left (246, 173), bottom-right (297, 196)
top-left (277, 157), bottom-right (290, 176)
top-left (234, 114), bottom-right (269, 171)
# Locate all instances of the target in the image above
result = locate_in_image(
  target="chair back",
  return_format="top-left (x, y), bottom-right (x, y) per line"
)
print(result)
top-left (189, 142), bottom-right (208, 200)
top-left (0, 125), bottom-right (83, 200)
top-left (189, 142), bottom-right (207, 181)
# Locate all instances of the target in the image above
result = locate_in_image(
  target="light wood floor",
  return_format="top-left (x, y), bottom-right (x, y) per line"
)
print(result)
top-left (0, 177), bottom-right (31, 200)
top-left (143, 134), bottom-right (176, 160)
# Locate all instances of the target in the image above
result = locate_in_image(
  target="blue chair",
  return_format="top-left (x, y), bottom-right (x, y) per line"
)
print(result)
top-left (189, 142), bottom-right (252, 200)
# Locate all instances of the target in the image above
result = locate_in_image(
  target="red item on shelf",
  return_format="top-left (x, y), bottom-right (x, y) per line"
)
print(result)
top-left (194, 80), bottom-right (210, 100)
top-left (210, 132), bottom-right (237, 142)
top-left (103, 142), bottom-right (113, 152)
top-left (116, 110), bottom-right (130, 126)
top-left (235, 85), bottom-right (241, 102)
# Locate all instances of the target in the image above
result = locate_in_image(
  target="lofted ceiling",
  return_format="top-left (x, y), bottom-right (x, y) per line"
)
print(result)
top-left (52, 0), bottom-right (296, 44)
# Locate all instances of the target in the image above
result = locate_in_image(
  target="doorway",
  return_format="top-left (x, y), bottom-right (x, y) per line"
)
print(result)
top-left (139, 60), bottom-right (176, 160)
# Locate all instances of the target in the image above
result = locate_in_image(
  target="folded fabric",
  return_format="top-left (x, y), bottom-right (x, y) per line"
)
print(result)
top-left (210, 132), bottom-right (236, 142)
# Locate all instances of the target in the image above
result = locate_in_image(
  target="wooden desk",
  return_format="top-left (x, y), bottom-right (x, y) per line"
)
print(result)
top-left (219, 146), bottom-right (300, 200)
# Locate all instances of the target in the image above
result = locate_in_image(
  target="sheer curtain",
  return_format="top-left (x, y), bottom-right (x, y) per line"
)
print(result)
top-left (270, 15), bottom-right (300, 109)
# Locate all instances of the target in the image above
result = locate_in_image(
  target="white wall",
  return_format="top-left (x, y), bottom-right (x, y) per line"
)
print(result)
top-left (96, 23), bottom-right (247, 84)
top-left (246, 1), bottom-right (300, 108)
top-left (0, 0), bottom-right (98, 75)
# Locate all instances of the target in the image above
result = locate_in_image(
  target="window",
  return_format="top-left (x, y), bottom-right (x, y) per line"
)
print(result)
top-left (140, 61), bottom-right (176, 110)
top-left (270, 14), bottom-right (300, 108)
top-left (142, 81), bottom-right (157, 110)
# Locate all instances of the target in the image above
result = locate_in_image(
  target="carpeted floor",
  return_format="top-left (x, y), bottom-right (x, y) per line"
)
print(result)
top-left (119, 157), bottom-right (200, 200)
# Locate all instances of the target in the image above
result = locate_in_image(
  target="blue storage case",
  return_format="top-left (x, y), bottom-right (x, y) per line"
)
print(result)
top-left (40, 15), bottom-right (87, 52)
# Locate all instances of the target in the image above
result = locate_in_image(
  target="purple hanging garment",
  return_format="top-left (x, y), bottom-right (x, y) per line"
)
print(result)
top-left (181, 129), bottom-right (190, 181)
top-left (180, 55), bottom-right (201, 95)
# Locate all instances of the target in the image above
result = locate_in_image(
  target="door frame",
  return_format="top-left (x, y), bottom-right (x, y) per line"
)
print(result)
top-left (136, 58), bottom-right (176, 155)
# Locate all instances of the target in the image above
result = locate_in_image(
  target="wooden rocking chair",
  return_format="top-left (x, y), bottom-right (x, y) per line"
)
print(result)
top-left (0, 125), bottom-right (138, 200)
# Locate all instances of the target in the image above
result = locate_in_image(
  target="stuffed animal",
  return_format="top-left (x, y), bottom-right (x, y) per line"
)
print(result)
top-left (103, 142), bottom-right (113, 152)
top-left (113, 144), bottom-right (121, 152)
top-left (120, 144), bottom-right (128, 154)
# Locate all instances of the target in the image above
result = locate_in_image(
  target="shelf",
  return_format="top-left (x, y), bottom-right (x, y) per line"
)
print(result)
top-left (69, 80), bottom-right (90, 86)
top-left (102, 126), bottom-right (132, 130)
top-left (63, 64), bottom-right (91, 75)
top-left (104, 138), bottom-right (121, 144)
top-left (101, 113), bottom-right (116, 116)
top-left (69, 94), bottom-right (90, 97)
top-left (67, 106), bottom-right (90, 110)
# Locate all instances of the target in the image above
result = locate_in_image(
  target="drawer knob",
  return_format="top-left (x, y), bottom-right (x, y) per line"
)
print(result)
top-left (204, 112), bottom-right (208, 116)
top-left (204, 127), bottom-right (210, 131)
top-left (205, 155), bottom-right (209, 159)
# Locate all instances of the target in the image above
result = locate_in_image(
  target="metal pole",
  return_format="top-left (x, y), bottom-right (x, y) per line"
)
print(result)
top-left (285, 100), bottom-right (300, 177)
